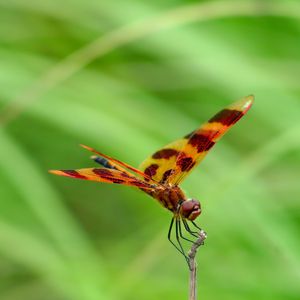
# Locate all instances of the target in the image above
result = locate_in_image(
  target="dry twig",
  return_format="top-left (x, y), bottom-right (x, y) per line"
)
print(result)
top-left (187, 230), bottom-right (207, 300)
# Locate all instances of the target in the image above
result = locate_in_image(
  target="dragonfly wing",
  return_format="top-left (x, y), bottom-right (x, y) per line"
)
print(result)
top-left (139, 139), bottom-right (186, 184)
top-left (167, 95), bottom-right (254, 184)
top-left (80, 144), bottom-right (158, 184)
top-left (49, 168), bottom-right (156, 190)
top-left (139, 95), bottom-right (254, 185)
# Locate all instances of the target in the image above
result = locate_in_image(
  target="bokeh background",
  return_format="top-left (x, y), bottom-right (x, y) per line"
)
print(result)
top-left (0, 0), bottom-right (300, 299)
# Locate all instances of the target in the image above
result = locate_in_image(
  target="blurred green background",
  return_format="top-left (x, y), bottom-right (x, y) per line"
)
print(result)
top-left (0, 0), bottom-right (300, 299)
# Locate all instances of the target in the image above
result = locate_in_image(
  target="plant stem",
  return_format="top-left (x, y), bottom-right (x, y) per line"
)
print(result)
top-left (188, 230), bottom-right (207, 300)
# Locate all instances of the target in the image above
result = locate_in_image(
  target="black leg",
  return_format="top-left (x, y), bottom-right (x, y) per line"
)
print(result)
top-left (183, 219), bottom-right (198, 238)
top-left (175, 219), bottom-right (190, 265)
top-left (168, 217), bottom-right (185, 256)
top-left (191, 221), bottom-right (205, 245)
top-left (192, 221), bottom-right (202, 231)
top-left (178, 219), bottom-right (194, 243)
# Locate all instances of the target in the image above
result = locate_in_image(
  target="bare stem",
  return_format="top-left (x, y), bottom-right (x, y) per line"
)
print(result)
top-left (188, 230), bottom-right (207, 300)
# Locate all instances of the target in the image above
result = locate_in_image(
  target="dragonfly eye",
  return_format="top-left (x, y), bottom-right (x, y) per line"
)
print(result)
top-left (180, 199), bottom-right (201, 221)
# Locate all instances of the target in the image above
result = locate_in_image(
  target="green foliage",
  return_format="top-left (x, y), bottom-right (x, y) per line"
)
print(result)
top-left (0, 0), bottom-right (300, 299)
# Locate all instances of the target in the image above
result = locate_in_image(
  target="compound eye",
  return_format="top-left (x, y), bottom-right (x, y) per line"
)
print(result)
top-left (180, 199), bottom-right (201, 220)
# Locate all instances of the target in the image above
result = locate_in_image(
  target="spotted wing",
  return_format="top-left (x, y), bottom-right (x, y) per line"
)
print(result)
top-left (167, 95), bottom-right (254, 184)
top-left (80, 144), bottom-right (158, 184)
top-left (49, 168), bottom-right (156, 190)
top-left (139, 95), bottom-right (254, 185)
top-left (139, 139), bottom-right (186, 183)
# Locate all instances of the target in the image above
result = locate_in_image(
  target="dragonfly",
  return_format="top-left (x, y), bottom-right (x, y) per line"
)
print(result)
top-left (49, 95), bottom-right (254, 263)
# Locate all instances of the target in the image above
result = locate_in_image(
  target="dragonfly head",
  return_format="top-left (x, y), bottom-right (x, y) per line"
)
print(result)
top-left (180, 199), bottom-right (201, 221)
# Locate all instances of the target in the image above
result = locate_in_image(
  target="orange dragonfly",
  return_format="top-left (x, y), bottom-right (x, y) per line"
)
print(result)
top-left (50, 95), bottom-right (253, 263)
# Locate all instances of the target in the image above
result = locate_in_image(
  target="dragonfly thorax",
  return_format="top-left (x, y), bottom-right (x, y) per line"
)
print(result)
top-left (179, 199), bottom-right (201, 221)
top-left (152, 186), bottom-right (186, 212)
top-left (153, 186), bottom-right (201, 220)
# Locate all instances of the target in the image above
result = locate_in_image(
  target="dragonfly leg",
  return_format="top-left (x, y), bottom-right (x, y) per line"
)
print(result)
top-left (168, 217), bottom-right (185, 256)
top-left (175, 219), bottom-right (190, 265)
top-left (178, 219), bottom-right (194, 243)
top-left (191, 221), bottom-right (202, 231)
top-left (168, 217), bottom-right (190, 266)
top-left (191, 221), bottom-right (206, 245)
top-left (182, 219), bottom-right (199, 238)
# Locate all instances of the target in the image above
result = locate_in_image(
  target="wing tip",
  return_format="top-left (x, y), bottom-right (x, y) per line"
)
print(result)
top-left (49, 169), bottom-right (65, 176)
top-left (80, 144), bottom-right (92, 151)
top-left (229, 94), bottom-right (254, 113)
top-left (243, 94), bottom-right (254, 112)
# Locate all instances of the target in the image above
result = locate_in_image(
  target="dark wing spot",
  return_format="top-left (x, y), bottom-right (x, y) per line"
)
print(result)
top-left (176, 156), bottom-right (195, 172)
top-left (152, 148), bottom-right (179, 159)
top-left (160, 169), bottom-right (174, 184)
top-left (93, 168), bottom-right (112, 177)
top-left (63, 170), bottom-right (87, 179)
top-left (188, 133), bottom-right (215, 153)
top-left (129, 180), bottom-right (149, 187)
top-left (92, 168), bottom-right (119, 181)
top-left (110, 178), bottom-right (125, 184)
top-left (93, 169), bottom-right (126, 184)
top-left (209, 109), bottom-right (243, 126)
top-left (186, 161), bottom-right (196, 172)
top-left (144, 164), bottom-right (159, 179)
